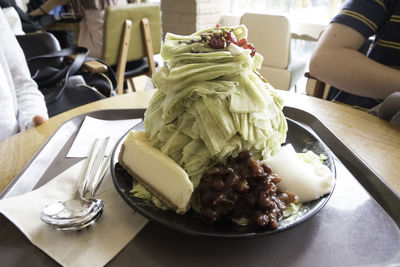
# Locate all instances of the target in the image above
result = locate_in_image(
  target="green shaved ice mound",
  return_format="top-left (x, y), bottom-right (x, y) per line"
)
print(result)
top-left (144, 25), bottom-right (287, 194)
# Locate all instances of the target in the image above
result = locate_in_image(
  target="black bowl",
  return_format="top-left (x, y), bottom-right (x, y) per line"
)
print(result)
top-left (111, 118), bottom-right (336, 238)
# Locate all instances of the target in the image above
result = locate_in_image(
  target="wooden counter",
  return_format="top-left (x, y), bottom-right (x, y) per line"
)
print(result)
top-left (1, 90), bottom-right (399, 194)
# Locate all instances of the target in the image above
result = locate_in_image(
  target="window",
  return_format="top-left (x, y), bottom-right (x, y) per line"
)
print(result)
top-left (230, 0), bottom-right (345, 25)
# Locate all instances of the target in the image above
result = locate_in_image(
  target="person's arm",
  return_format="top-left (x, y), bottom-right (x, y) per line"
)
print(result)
top-left (1, 10), bottom-right (48, 130)
top-left (309, 23), bottom-right (400, 99)
top-left (29, 0), bottom-right (68, 16)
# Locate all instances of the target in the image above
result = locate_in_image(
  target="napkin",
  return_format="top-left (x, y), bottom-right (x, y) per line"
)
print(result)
top-left (0, 160), bottom-right (148, 267)
top-left (67, 117), bottom-right (142, 157)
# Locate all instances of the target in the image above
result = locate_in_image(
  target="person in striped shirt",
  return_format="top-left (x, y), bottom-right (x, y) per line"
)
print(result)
top-left (309, 0), bottom-right (400, 109)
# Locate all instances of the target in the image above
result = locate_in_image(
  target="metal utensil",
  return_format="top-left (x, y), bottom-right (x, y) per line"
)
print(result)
top-left (40, 137), bottom-right (110, 230)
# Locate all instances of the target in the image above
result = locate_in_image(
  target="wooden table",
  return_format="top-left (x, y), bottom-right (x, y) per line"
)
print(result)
top-left (44, 21), bottom-right (80, 32)
top-left (1, 90), bottom-right (399, 195)
top-left (44, 21), bottom-right (80, 45)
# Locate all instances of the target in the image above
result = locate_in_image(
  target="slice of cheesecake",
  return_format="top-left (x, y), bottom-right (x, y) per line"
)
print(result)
top-left (119, 131), bottom-right (193, 214)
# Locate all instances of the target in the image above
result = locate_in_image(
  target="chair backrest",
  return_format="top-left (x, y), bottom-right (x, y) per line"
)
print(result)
top-left (240, 13), bottom-right (291, 69)
top-left (16, 32), bottom-right (61, 59)
top-left (16, 32), bottom-right (63, 70)
top-left (102, 3), bottom-right (162, 66)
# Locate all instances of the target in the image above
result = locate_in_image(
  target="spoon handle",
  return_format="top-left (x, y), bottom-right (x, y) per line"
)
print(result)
top-left (77, 138), bottom-right (101, 198)
top-left (83, 136), bottom-right (111, 199)
top-left (90, 153), bottom-right (111, 197)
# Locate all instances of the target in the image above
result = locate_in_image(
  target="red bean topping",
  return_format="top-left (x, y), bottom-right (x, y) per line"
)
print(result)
top-left (279, 192), bottom-right (290, 202)
top-left (262, 164), bottom-right (272, 173)
top-left (237, 179), bottom-right (250, 192)
top-left (269, 173), bottom-right (281, 184)
top-left (199, 150), bottom-right (298, 229)
top-left (254, 211), bottom-right (269, 226)
top-left (203, 208), bottom-right (217, 223)
top-left (209, 33), bottom-right (226, 49)
top-left (226, 172), bottom-right (239, 187)
top-left (211, 178), bottom-right (224, 190)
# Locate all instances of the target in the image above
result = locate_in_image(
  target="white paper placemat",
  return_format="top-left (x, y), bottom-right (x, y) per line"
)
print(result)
top-left (0, 160), bottom-right (148, 267)
top-left (67, 116), bottom-right (142, 158)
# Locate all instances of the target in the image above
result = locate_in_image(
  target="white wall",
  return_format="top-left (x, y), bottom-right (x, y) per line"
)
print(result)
top-left (161, 0), bottom-right (229, 36)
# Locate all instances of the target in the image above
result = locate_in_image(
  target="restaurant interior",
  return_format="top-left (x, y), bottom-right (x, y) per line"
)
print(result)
top-left (0, 0), bottom-right (399, 266)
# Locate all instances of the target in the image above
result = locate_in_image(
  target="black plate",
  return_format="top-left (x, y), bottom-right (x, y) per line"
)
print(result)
top-left (111, 118), bottom-right (336, 238)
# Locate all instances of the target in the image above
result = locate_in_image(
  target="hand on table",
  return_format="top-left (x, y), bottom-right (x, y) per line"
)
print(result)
top-left (33, 115), bottom-right (47, 126)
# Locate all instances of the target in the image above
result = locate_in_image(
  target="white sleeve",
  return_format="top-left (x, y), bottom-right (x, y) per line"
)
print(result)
top-left (2, 7), bottom-right (25, 35)
top-left (0, 8), bottom-right (49, 131)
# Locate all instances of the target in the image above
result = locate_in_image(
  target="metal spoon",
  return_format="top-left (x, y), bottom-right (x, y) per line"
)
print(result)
top-left (50, 208), bottom-right (104, 231)
top-left (40, 137), bottom-right (110, 230)
top-left (51, 153), bottom-right (112, 230)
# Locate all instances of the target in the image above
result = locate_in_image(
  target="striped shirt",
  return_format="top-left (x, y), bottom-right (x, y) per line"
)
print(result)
top-left (327, 0), bottom-right (400, 108)
top-left (333, 0), bottom-right (400, 69)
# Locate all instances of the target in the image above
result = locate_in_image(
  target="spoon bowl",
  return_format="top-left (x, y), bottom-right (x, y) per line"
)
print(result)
top-left (52, 208), bottom-right (104, 231)
top-left (40, 198), bottom-right (104, 228)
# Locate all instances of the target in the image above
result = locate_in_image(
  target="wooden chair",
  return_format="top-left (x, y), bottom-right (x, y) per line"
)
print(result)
top-left (304, 72), bottom-right (330, 99)
top-left (102, 3), bottom-right (162, 94)
top-left (240, 13), bottom-right (307, 91)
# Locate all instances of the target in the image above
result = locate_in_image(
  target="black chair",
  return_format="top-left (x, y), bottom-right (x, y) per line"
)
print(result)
top-left (15, 32), bottom-right (115, 117)
top-left (16, 32), bottom-right (63, 75)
